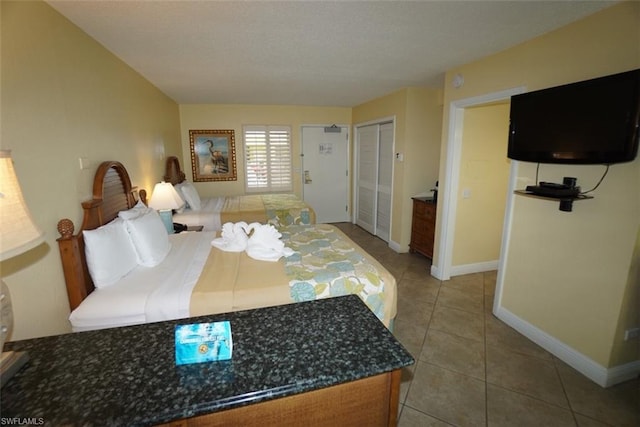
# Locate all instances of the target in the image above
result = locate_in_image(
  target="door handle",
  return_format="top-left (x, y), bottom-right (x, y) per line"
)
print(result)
top-left (304, 170), bottom-right (312, 184)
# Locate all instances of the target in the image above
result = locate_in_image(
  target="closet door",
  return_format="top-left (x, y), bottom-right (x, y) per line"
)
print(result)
top-left (355, 125), bottom-right (378, 234)
top-left (375, 122), bottom-right (393, 242)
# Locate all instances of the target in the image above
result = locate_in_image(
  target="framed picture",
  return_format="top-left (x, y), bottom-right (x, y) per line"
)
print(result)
top-left (189, 129), bottom-right (237, 182)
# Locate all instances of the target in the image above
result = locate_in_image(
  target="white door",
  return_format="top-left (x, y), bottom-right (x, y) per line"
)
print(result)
top-left (375, 122), bottom-right (394, 242)
top-left (301, 126), bottom-right (350, 223)
top-left (355, 121), bottom-right (394, 242)
top-left (355, 125), bottom-right (378, 234)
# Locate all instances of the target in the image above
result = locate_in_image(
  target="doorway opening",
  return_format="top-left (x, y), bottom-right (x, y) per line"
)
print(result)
top-left (433, 87), bottom-right (526, 291)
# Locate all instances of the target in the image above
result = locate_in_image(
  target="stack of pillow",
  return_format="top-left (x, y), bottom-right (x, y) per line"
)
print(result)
top-left (174, 181), bottom-right (201, 211)
top-left (82, 201), bottom-right (171, 289)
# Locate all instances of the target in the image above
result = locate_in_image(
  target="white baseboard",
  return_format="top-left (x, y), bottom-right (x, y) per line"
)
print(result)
top-left (388, 239), bottom-right (405, 253)
top-left (494, 305), bottom-right (640, 387)
top-left (449, 260), bottom-right (499, 277)
top-left (431, 264), bottom-right (444, 280)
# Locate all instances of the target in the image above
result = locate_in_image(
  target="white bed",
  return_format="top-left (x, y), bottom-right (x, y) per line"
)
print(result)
top-left (58, 161), bottom-right (396, 333)
top-left (165, 156), bottom-right (315, 231)
top-left (70, 231), bottom-right (213, 332)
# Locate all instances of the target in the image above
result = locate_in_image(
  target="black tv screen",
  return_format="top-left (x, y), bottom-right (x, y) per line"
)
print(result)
top-left (508, 69), bottom-right (640, 164)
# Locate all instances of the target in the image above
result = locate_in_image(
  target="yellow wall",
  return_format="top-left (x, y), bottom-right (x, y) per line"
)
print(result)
top-left (353, 88), bottom-right (442, 248)
top-left (439, 2), bottom-right (639, 368)
top-left (1, 1), bottom-right (181, 339)
top-left (453, 103), bottom-right (510, 265)
top-left (179, 104), bottom-right (351, 198)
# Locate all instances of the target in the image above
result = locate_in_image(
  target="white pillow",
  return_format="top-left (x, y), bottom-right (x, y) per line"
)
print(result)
top-left (123, 209), bottom-right (171, 267)
top-left (83, 219), bottom-right (139, 288)
top-left (118, 199), bottom-right (150, 220)
top-left (179, 182), bottom-right (201, 211)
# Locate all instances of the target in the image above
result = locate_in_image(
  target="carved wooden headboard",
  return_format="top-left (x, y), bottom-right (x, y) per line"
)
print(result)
top-left (57, 161), bottom-right (146, 311)
top-left (164, 156), bottom-right (186, 185)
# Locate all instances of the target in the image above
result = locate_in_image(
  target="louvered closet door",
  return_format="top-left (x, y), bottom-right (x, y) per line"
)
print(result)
top-left (375, 122), bottom-right (393, 242)
top-left (356, 124), bottom-right (378, 234)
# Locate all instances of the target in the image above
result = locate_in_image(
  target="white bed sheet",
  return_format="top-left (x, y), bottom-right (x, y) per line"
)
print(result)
top-left (69, 231), bottom-right (216, 332)
top-left (172, 197), bottom-right (224, 231)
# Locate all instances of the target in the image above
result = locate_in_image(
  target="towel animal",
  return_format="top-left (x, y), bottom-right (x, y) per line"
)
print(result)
top-left (245, 222), bottom-right (295, 262)
top-left (211, 221), bottom-right (249, 252)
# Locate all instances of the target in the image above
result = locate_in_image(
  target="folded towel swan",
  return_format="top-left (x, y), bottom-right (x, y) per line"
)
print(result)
top-left (211, 221), bottom-right (249, 252)
top-left (245, 222), bottom-right (295, 262)
top-left (211, 222), bottom-right (294, 262)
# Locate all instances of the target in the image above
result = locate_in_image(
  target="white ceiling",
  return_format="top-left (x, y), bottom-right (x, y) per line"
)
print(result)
top-left (47, 0), bottom-right (616, 107)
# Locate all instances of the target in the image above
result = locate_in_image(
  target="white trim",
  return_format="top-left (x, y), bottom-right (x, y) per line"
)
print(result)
top-left (449, 260), bottom-right (499, 277)
top-left (434, 87), bottom-right (527, 282)
top-left (494, 305), bottom-right (640, 387)
top-left (492, 160), bottom-right (520, 315)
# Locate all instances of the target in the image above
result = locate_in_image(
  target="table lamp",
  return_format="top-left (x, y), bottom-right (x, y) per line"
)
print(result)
top-left (148, 181), bottom-right (184, 234)
top-left (0, 150), bottom-right (45, 387)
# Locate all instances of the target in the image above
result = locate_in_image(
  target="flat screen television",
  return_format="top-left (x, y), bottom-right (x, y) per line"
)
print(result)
top-left (507, 69), bottom-right (640, 164)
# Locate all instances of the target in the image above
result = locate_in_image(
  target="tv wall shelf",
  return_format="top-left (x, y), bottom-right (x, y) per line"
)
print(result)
top-left (514, 190), bottom-right (593, 212)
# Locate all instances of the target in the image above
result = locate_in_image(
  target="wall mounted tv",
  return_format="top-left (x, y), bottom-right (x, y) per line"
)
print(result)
top-left (508, 69), bottom-right (640, 164)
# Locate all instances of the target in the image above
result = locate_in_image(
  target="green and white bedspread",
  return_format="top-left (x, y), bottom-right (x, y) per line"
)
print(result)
top-left (262, 194), bottom-right (315, 227)
top-left (281, 224), bottom-right (386, 322)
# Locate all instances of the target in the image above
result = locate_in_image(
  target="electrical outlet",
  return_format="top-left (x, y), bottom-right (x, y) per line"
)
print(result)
top-left (624, 328), bottom-right (639, 341)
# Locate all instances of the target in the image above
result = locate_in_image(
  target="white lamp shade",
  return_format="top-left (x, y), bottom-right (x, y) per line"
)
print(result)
top-left (0, 151), bottom-right (45, 262)
top-left (148, 182), bottom-right (184, 211)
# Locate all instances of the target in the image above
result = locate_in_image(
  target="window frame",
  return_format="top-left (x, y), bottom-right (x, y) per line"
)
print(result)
top-left (243, 125), bottom-right (293, 193)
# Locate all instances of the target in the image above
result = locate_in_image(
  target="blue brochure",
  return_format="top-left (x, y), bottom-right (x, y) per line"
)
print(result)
top-left (175, 321), bottom-right (233, 365)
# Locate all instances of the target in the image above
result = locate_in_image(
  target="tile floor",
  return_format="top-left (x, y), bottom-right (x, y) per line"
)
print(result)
top-left (333, 222), bottom-right (639, 427)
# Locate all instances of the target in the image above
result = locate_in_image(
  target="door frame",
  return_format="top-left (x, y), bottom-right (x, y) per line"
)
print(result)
top-left (353, 116), bottom-right (396, 241)
top-left (300, 124), bottom-right (350, 223)
top-left (432, 87), bottom-right (526, 282)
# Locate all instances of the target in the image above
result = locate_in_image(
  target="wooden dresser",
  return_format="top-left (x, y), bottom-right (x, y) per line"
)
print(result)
top-left (409, 197), bottom-right (436, 259)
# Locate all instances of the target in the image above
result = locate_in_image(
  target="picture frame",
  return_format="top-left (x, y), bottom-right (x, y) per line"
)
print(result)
top-left (189, 129), bottom-right (237, 182)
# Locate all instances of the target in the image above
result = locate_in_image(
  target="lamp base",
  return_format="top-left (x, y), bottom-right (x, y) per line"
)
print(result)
top-left (0, 350), bottom-right (29, 388)
top-left (158, 209), bottom-right (174, 234)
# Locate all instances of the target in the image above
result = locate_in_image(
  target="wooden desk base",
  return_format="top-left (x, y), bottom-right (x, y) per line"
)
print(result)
top-left (158, 369), bottom-right (402, 427)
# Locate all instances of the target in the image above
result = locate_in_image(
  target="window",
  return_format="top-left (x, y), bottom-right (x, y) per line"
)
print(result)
top-left (243, 125), bottom-right (293, 193)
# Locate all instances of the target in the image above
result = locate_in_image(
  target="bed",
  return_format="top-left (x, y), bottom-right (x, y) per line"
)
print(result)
top-left (163, 156), bottom-right (316, 230)
top-left (57, 160), bottom-right (396, 332)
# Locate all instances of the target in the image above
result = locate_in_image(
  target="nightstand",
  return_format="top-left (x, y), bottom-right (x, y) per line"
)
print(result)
top-left (409, 197), bottom-right (436, 259)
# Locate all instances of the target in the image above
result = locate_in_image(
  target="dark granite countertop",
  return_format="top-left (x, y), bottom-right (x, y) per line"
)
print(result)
top-left (1, 295), bottom-right (414, 426)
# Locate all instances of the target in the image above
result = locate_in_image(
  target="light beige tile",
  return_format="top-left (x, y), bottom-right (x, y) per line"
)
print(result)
top-left (403, 262), bottom-right (434, 281)
top-left (429, 305), bottom-right (485, 342)
top-left (399, 365), bottom-right (416, 404)
top-left (396, 293), bottom-right (434, 325)
top-left (443, 272), bottom-right (485, 294)
top-left (397, 277), bottom-right (441, 304)
top-left (406, 361), bottom-right (486, 426)
top-left (393, 317), bottom-right (429, 359)
top-left (487, 383), bottom-right (575, 426)
top-left (575, 413), bottom-right (614, 427)
top-left (399, 406), bottom-right (453, 427)
top-left (556, 360), bottom-right (640, 427)
top-left (436, 285), bottom-right (484, 313)
top-left (420, 329), bottom-right (485, 380)
top-left (486, 345), bottom-right (569, 408)
top-left (484, 313), bottom-right (553, 361)
top-left (483, 270), bottom-right (497, 295)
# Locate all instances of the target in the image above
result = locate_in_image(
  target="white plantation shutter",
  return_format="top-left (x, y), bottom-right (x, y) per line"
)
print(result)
top-left (243, 125), bottom-right (292, 193)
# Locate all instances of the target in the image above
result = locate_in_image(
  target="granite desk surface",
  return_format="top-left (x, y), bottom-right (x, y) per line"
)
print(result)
top-left (2, 295), bottom-right (414, 426)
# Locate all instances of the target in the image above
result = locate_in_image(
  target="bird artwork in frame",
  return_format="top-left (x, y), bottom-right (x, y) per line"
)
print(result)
top-left (189, 129), bottom-right (237, 182)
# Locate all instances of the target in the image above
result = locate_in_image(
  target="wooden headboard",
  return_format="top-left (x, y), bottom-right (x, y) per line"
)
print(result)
top-left (57, 161), bottom-right (146, 311)
top-left (164, 156), bottom-right (186, 185)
